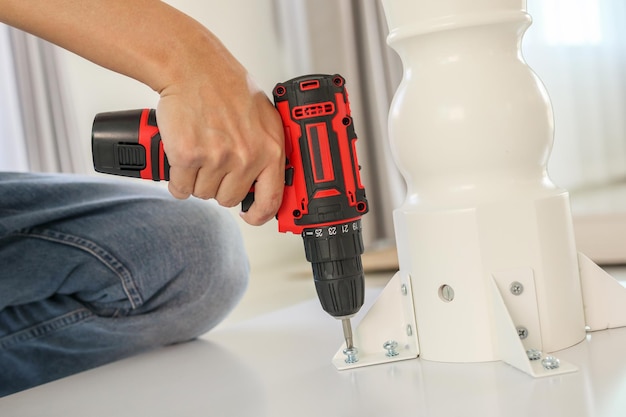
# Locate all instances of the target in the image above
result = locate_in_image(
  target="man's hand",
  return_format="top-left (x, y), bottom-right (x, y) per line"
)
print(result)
top-left (156, 70), bottom-right (285, 226)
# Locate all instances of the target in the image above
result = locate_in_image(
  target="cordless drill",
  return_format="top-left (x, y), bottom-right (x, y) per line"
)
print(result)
top-left (92, 74), bottom-right (368, 350)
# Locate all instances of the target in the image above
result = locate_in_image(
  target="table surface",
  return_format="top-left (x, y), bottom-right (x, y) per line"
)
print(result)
top-left (2, 288), bottom-right (626, 417)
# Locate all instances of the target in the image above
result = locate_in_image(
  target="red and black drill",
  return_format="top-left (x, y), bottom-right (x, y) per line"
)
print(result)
top-left (92, 74), bottom-right (368, 350)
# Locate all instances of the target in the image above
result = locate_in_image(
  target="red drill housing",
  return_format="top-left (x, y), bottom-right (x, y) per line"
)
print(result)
top-left (273, 74), bottom-right (368, 319)
top-left (273, 74), bottom-right (368, 234)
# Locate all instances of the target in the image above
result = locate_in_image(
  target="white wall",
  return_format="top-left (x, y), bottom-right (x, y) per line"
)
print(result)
top-left (55, 0), bottom-right (303, 270)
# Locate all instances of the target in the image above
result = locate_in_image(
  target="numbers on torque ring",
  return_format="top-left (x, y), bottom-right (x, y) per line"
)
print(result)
top-left (310, 222), bottom-right (359, 238)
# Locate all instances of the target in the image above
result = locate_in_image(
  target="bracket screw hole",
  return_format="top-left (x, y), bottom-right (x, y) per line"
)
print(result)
top-left (438, 285), bottom-right (455, 302)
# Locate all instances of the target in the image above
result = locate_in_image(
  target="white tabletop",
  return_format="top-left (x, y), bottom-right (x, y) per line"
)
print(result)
top-left (2, 288), bottom-right (626, 417)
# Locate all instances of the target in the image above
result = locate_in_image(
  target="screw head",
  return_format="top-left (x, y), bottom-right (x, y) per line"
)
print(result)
top-left (343, 347), bottom-right (359, 364)
top-left (274, 85), bottom-right (286, 96)
top-left (383, 340), bottom-right (399, 357)
top-left (526, 348), bottom-right (542, 361)
top-left (401, 284), bottom-right (408, 295)
top-left (517, 326), bottom-right (529, 339)
top-left (541, 356), bottom-right (560, 370)
top-left (510, 281), bottom-right (524, 295)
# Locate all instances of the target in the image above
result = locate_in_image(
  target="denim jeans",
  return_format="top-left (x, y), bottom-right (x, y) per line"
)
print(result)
top-left (0, 172), bottom-right (249, 396)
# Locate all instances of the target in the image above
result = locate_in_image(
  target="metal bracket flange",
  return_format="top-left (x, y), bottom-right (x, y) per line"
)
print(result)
top-left (332, 271), bottom-right (419, 369)
top-left (332, 268), bottom-right (579, 376)
top-left (490, 275), bottom-right (577, 377)
top-left (579, 252), bottom-right (626, 331)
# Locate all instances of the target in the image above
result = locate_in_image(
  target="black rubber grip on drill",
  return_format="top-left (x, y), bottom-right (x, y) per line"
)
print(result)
top-left (302, 220), bottom-right (365, 318)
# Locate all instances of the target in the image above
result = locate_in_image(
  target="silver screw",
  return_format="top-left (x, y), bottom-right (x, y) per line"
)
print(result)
top-left (401, 284), bottom-right (408, 296)
top-left (526, 348), bottom-right (542, 361)
top-left (406, 324), bottom-right (413, 336)
top-left (541, 356), bottom-right (560, 370)
top-left (517, 326), bottom-right (529, 339)
top-left (383, 340), bottom-right (399, 357)
top-left (343, 347), bottom-right (359, 364)
top-left (510, 281), bottom-right (524, 295)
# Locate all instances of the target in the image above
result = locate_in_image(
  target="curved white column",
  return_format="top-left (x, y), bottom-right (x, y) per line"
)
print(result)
top-left (382, 0), bottom-right (586, 362)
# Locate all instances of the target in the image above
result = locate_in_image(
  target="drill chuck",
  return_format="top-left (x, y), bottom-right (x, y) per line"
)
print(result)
top-left (302, 220), bottom-right (365, 318)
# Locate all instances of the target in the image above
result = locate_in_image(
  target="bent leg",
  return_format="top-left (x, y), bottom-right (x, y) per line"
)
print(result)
top-left (0, 173), bottom-right (249, 396)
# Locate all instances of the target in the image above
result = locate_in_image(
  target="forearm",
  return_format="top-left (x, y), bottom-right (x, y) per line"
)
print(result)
top-left (0, 0), bottom-right (285, 225)
top-left (0, 0), bottom-right (230, 93)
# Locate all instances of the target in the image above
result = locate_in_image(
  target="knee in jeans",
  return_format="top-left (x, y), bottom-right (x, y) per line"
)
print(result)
top-left (136, 199), bottom-right (250, 344)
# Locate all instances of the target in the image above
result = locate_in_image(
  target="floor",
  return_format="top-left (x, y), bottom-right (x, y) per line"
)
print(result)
top-left (3, 187), bottom-right (626, 415)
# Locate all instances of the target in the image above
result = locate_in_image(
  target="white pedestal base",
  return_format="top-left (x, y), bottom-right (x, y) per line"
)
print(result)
top-left (336, 252), bottom-right (626, 378)
top-left (358, 0), bottom-right (623, 378)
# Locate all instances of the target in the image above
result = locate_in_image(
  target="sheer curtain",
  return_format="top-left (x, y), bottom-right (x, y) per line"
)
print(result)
top-left (8, 29), bottom-right (83, 174)
top-left (523, 0), bottom-right (626, 263)
top-left (0, 24), bottom-right (28, 171)
top-left (523, 0), bottom-right (626, 191)
top-left (0, 26), bottom-right (82, 174)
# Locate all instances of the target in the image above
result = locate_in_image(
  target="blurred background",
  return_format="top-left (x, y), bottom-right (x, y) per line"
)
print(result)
top-left (1, 0), bottom-right (625, 271)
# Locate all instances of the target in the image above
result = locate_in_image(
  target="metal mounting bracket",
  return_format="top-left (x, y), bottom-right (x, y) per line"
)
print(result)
top-left (332, 271), bottom-right (419, 369)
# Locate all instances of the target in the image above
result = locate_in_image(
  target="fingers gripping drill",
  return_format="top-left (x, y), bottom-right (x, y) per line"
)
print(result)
top-left (92, 74), bottom-right (369, 353)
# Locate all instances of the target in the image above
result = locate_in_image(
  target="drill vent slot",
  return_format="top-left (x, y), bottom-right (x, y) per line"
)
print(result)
top-left (300, 80), bottom-right (320, 91)
top-left (292, 102), bottom-right (335, 120)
